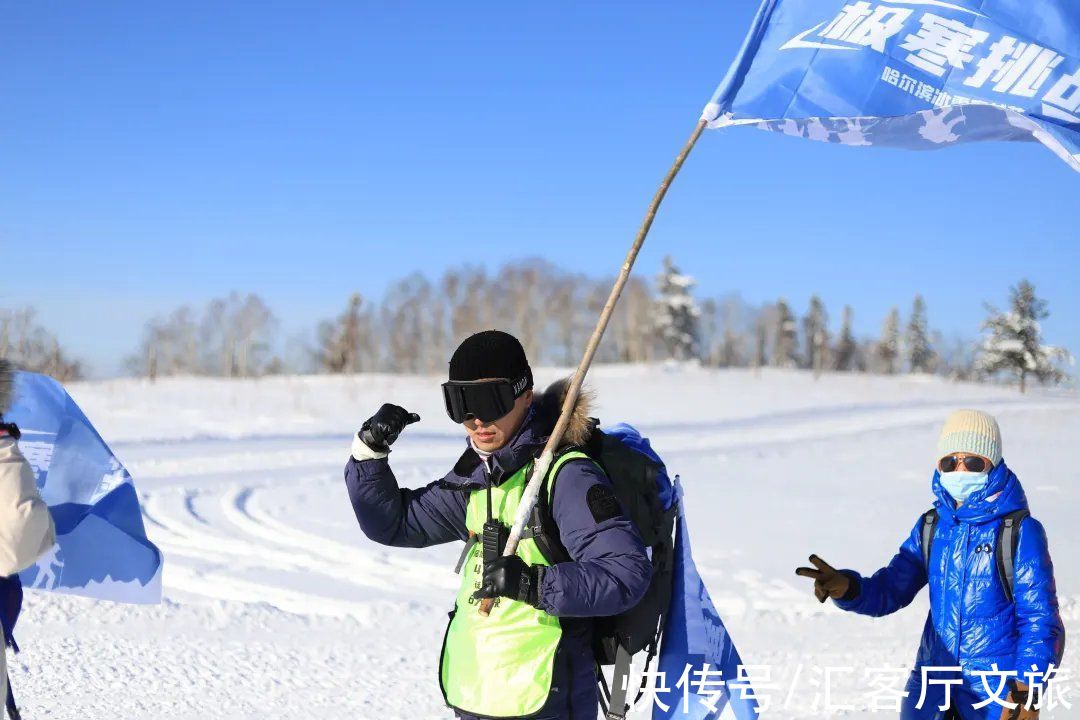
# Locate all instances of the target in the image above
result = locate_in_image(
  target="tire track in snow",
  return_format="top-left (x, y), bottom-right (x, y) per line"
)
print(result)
top-left (227, 484), bottom-right (456, 590)
top-left (219, 485), bottom-right (455, 591)
top-left (141, 460), bottom-right (458, 618)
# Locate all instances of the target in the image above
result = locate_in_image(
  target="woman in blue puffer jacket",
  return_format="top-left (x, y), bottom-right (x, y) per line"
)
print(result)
top-left (797, 410), bottom-right (1065, 720)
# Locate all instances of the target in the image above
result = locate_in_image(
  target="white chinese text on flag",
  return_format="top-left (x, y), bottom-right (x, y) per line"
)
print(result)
top-left (706, 0), bottom-right (1080, 172)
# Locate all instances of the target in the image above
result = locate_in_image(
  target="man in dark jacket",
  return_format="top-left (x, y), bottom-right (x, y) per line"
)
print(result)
top-left (345, 330), bottom-right (652, 720)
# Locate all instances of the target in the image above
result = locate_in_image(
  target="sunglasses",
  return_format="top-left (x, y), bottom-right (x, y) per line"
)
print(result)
top-left (938, 455), bottom-right (991, 473)
top-left (442, 375), bottom-right (530, 424)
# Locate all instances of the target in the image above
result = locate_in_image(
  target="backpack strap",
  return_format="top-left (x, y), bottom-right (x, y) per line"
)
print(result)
top-left (997, 509), bottom-right (1030, 603)
top-left (531, 446), bottom-right (667, 720)
top-left (600, 500), bottom-right (677, 720)
top-left (920, 509), bottom-right (939, 571)
top-left (6, 678), bottom-right (20, 720)
top-left (602, 643), bottom-right (634, 720)
top-left (528, 449), bottom-right (593, 566)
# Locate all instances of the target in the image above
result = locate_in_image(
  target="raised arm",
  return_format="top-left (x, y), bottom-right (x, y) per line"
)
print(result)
top-left (343, 403), bottom-right (468, 548)
top-left (345, 455), bottom-right (467, 548)
top-left (832, 517), bottom-right (928, 617)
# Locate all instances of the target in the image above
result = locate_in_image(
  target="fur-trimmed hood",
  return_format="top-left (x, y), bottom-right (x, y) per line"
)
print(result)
top-left (530, 376), bottom-right (595, 449)
top-left (441, 376), bottom-right (596, 488)
top-left (0, 359), bottom-right (12, 415)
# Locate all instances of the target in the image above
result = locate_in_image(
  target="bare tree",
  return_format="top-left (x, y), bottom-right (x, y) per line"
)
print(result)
top-left (939, 334), bottom-right (978, 382)
top-left (0, 307), bottom-right (83, 382)
top-left (698, 298), bottom-right (719, 366)
top-left (316, 293), bottom-right (375, 374)
top-left (492, 260), bottom-right (554, 364)
top-left (548, 271), bottom-right (590, 366)
top-left (380, 273), bottom-right (441, 374)
top-left (607, 276), bottom-right (654, 364)
top-left (441, 266), bottom-right (493, 346)
top-left (700, 294), bottom-right (755, 368)
top-left (128, 306), bottom-right (199, 380)
top-left (802, 295), bottom-right (829, 378)
top-left (752, 315), bottom-right (768, 375)
top-left (199, 293), bottom-right (277, 377)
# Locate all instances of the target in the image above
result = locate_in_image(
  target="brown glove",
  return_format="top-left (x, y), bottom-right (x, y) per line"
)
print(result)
top-left (795, 554), bottom-right (853, 603)
top-left (999, 682), bottom-right (1039, 720)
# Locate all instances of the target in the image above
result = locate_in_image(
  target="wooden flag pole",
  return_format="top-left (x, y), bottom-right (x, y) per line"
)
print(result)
top-left (479, 118), bottom-right (707, 617)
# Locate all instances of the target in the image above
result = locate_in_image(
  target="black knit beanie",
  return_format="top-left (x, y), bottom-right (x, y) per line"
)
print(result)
top-left (448, 330), bottom-right (533, 391)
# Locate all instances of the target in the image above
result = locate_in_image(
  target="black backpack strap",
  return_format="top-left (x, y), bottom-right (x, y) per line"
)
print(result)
top-left (528, 448), bottom-right (585, 566)
top-left (602, 643), bottom-right (634, 720)
top-left (6, 675), bottom-right (20, 720)
top-left (600, 517), bottom-right (675, 720)
top-left (997, 509), bottom-right (1030, 603)
top-left (920, 509), bottom-right (939, 571)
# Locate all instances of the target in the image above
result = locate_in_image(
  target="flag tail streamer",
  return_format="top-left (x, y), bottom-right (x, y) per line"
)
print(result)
top-left (653, 479), bottom-right (760, 720)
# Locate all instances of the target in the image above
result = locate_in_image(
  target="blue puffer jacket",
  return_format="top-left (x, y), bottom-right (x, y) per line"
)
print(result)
top-left (836, 461), bottom-right (1065, 719)
top-left (345, 382), bottom-right (652, 720)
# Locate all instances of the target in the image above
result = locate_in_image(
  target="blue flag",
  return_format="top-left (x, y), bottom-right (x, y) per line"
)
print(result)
top-left (653, 479), bottom-right (760, 720)
top-left (706, 0), bottom-right (1080, 172)
top-left (5, 371), bottom-right (162, 604)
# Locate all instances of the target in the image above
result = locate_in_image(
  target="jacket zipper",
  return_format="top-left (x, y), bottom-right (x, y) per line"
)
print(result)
top-left (954, 523), bottom-right (971, 660)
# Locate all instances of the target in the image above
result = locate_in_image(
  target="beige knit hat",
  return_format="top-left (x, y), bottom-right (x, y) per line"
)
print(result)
top-left (937, 409), bottom-right (1002, 466)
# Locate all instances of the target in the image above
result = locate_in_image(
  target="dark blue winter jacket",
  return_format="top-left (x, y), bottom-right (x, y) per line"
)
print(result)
top-left (345, 387), bottom-right (653, 720)
top-left (835, 461), bottom-right (1065, 720)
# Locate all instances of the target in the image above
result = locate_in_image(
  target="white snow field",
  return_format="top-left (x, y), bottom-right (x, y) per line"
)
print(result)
top-left (10, 366), bottom-right (1078, 719)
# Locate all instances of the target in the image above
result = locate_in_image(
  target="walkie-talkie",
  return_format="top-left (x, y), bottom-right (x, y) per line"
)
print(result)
top-left (482, 485), bottom-right (509, 567)
top-left (482, 518), bottom-right (509, 567)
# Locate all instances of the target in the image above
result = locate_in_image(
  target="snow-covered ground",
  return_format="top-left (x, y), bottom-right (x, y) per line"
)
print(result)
top-left (10, 366), bottom-right (1078, 719)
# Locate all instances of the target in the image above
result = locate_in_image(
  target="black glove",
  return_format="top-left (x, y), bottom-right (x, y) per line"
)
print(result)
top-left (472, 555), bottom-right (541, 607)
top-left (359, 404), bottom-right (420, 453)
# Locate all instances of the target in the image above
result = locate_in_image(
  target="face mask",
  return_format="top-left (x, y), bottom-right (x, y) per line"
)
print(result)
top-left (940, 471), bottom-right (990, 505)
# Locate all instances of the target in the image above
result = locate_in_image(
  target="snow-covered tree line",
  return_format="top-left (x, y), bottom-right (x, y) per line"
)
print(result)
top-left (698, 295), bottom-right (951, 377)
top-left (117, 259), bottom-right (658, 378)
top-left (697, 279), bottom-right (1072, 391)
top-left (4, 263), bottom-right (1071, 393)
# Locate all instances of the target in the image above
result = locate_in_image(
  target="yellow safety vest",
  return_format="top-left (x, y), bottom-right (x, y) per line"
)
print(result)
top-left (438, 451), bottom-right (591, 717)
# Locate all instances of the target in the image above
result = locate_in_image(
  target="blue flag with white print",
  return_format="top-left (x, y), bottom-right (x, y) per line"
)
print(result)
top-left (5, 371), bottom-right (162, 604)
top-left (653, 479), bottom-right (760, 720)
top-left (706, 0), bottom-right (1080, 172)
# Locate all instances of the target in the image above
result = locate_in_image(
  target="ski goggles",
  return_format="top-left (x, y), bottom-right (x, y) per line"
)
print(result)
top-left (938, 454), bottom-right (990, 473)
top-left (442, 375), bottom-right (530, 423)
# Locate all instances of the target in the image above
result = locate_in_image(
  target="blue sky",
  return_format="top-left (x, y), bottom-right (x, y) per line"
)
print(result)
top-left (2, 1), bottom-right (1077, 377)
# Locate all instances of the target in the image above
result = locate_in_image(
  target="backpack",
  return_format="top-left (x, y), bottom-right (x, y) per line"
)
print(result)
top-left (920, 508), bottom-right (1029, 602)
top-left (529, 420), bottom-right (678, 720)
